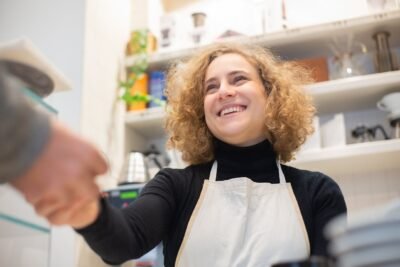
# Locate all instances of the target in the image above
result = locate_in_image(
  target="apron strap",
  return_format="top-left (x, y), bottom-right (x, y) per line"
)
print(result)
top-left (210, 161), bottom-right (218, 182)
top-left (277, 159), bottom-right (286, 184)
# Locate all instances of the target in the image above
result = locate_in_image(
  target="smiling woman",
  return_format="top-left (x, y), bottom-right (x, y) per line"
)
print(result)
top-left (75, 42), bottom-right (347, 267)
top-left (165, 42), bottom-right (315, 164)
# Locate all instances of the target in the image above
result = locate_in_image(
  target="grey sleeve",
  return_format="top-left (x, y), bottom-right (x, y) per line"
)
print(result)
top-left (0, 65), bottom-right (51, 184)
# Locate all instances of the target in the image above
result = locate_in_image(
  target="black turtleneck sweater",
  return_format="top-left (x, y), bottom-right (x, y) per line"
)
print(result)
top-left (77, 139), bottom-right (347, 266)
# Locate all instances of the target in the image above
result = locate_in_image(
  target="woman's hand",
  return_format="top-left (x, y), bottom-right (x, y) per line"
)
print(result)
top-left (68, 199), bottom-right (101, 229)
top-left (35, 198), bottom-right (101, 229)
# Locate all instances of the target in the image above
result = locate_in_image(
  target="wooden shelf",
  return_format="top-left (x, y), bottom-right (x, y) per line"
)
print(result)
top-left (308, 70), bottom-right (400, 114)
top-left (289, 139), bottom-right (400, 175)
top-left (126, 10), bottom-right (400, 69)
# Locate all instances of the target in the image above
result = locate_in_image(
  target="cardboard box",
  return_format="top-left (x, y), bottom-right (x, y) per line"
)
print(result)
top-left (294, 57), bottom-right (329, 83)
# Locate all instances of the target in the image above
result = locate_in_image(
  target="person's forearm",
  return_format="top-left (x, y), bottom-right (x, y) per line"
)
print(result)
top-left (76, 199), bottom-right (149, 265)
top-left (0, 65), bottom-right (51, 183)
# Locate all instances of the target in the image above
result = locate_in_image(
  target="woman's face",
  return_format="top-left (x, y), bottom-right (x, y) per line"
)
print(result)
top-left (203, 53), bottom-right (268, 147)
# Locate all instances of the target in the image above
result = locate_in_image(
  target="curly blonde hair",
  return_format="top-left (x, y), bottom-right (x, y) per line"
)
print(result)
top-left (165, 42), bottom-right (315, 164)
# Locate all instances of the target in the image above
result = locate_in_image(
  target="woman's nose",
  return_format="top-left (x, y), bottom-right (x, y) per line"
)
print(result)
top-left (219, 82), bottom-right (236, 99)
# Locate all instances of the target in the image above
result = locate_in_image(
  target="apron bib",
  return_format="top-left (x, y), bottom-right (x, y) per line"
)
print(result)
top-left (175, 160), bottom-right (310, 267)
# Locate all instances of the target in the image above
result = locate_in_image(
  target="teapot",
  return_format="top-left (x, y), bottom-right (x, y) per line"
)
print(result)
top-left (119, 152), bottom-right (149, 185)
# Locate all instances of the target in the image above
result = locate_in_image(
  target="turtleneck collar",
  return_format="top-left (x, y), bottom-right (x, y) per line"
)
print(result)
top-left (212, 138), bottom-right (279, 183)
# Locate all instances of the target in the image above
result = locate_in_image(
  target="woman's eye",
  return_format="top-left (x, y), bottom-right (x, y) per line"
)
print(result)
top-left (206, 84), bottom-right (218, 92)
top-left (233, 76), bottom-right (247, 83)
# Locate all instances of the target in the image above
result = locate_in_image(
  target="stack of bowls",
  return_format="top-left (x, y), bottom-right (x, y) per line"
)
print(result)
top-left (324, 199), bottom-right (400, 267)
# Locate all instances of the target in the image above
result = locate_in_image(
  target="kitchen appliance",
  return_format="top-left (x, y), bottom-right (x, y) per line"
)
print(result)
top-left (103, 183), bottom-right (144, 209)
top-left (119, 147), bottom-right (169, 185)
top-left (102, 184), bottom-right (164, 267)
top-left (351, 124), bottom-right (389, 142)
top-left (119, 152), bottom-right (149, 185)
top-left (373, 31), bottom-right (397, 73)
top-left (377, 92), bottom-right (400, 138)
top-left (144, 145), bottom-right (169, 178)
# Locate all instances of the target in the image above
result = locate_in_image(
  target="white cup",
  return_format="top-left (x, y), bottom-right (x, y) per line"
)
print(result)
top-left (377, 92), bottom-right (400, 115)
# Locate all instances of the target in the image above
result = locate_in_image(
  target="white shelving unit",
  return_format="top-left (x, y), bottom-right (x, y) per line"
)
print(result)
top-left (126, 9), bottom-right (400, 69)
top-left (308, 70), bottom-right (400, 114)
top-left (289, 139), bottom-right (400, 175)
top-left (125, 70), bottom-right (400, 132)
top-left (125, 107), bottom-right (166, 139)
top-left (124, 10), bottom-right (400, 174)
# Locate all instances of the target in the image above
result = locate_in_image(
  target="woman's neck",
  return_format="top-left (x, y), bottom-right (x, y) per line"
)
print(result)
top-left (213, 138), bottom-right (279, 182)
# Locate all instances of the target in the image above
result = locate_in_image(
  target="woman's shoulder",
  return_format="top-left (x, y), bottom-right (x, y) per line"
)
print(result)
top-left (281, 165), bottom-right (346, 211)
top-left (281, 164), bottom-right (338, 187)
top-left (281, 164), bottom-right (345, 202)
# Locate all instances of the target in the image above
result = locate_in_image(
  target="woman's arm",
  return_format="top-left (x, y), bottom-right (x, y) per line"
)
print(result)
top-left (76, 172), bottom-right (177, 265)
top-left (311, 174), bottom-right (347, 256)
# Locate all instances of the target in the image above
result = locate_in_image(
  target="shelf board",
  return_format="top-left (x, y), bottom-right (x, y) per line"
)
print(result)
top-left (125, 107), bottom-right (166, 139)
top-left (308, 70), bottom-right (400, 114)
top-left (126, 10), bottom-right (400, 69)
top-left (125, 71), bottom-right (400, 138)
top-left (0, 212), bottom-right (50, 237)
top-left (290, 139), bottom-right (400, 175)
top-left (22, 88), bottom-right (58, 114)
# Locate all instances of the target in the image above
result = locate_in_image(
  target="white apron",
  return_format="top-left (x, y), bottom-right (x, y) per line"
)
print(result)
top-left (175, 160), bottom-right (310, 267)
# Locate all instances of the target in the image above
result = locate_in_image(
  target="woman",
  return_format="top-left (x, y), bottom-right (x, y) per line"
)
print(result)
top-left (73, 42), bottom-right (347, 267)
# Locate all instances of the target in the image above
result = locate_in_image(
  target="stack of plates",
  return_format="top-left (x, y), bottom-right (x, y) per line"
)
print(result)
top-left (324, 199), bottom-right (400, 267)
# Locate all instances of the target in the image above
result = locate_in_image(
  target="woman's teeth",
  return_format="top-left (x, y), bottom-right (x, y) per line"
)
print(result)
top-left (220, 106), bottom-right (245, 116)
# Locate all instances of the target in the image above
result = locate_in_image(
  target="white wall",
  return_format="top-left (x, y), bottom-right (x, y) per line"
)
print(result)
top-left (0, 1), bottom-right (86, 266)
top-left (78, 0), bottom-right (131, 265)
top-left (0, 0), bottom-right (85, 131)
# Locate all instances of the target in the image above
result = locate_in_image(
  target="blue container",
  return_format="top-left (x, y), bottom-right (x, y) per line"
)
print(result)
top-left (149, 71), bottom-right (166, 108)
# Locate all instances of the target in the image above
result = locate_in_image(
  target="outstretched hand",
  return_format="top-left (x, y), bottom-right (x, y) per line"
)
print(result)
top-left (10, 119), bottom-right (107, 226)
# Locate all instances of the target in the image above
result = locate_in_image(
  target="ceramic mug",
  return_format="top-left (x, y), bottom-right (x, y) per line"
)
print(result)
top-left (377, 92), bottom-right (400, 114)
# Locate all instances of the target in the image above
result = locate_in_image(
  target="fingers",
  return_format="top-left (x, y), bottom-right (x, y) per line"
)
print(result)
top-left (34, 175), bottom-right (100, 223)
top-left (47, 200), bottom-right (101, 228)
top-left (11, 118), bottom-right (108, 227)
top-left (89, 146), bottom-right (108, 176)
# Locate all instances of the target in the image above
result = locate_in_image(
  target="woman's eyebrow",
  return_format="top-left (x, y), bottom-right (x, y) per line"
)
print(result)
top-left (205, 70), bottom-right (249, 85)
top-left (228, 70), bottom-right (249, 77)
top-left (204, 77), bottom-right (217, 85)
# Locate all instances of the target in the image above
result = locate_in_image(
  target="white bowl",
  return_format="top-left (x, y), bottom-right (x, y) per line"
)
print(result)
top-left (337, 241), bottom-right (400, 267)
top-left (325, 199), bottom-right (400, 240)
top-left (328, 220), bottom-right (400, 255)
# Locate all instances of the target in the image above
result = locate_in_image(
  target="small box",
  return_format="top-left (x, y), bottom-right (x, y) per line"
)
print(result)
top-left (320, 113), bottom-right (346, 148)
top-left (149, 71), bottom-right (166, 108)
top-left (300, 116), bottom-right (321, 152)
top-left (294, 57), bottom-right (329, 83)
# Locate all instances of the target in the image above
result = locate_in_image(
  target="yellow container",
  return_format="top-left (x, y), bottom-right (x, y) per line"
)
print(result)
top-left (127, 73), bottom-right (148, 111)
